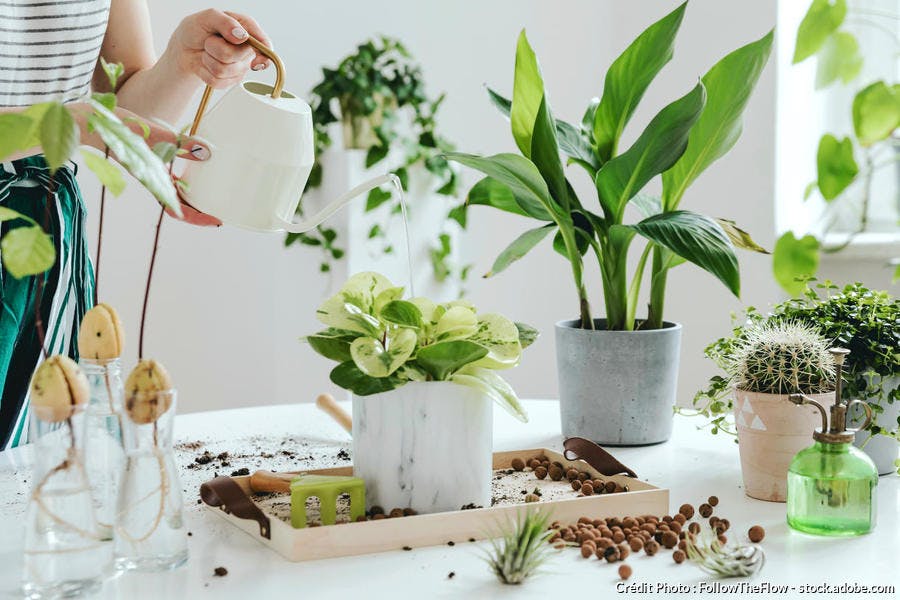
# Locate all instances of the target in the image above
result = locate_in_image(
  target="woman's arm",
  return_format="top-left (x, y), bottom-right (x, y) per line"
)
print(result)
top-left (98, 0), bottom-right (272, 123)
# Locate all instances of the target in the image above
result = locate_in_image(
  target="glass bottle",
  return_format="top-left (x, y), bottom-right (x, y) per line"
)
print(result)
top-left (23, 406), bottom-right (114, 598)
top-left (114, 389), bottom-right (188, 571)
top-left (81, 358), bottom-right (126, 541)
top-left (786, 348), bottom-right (878, 536)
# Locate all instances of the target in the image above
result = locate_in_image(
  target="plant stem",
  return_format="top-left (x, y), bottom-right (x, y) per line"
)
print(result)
top-left (139, 208), bottom-right (165, 360)
top-left (625, 243), bottom-right (653, 329)
top-left (33, 180), bottom-right (57, 359)
top-left (93, 147), bottom-right (110, 306)
top-left (557, 225), bottom-right (592, 329)
top-left (822, 152), bottom-right (873, 254)
top-left (646, 247), bottom-right (668, 330)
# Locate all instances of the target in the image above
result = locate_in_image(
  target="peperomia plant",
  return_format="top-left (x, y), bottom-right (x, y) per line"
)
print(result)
top-left (304, 271), bottom-right (537, 421)
top-left (0, 57), bottom-right (180, 280)
top-left (446, 3), bottom-right (773, 331)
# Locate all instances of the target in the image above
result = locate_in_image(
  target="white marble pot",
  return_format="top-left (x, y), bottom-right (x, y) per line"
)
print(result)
top-left (352, 381), bottom-right (492, 514)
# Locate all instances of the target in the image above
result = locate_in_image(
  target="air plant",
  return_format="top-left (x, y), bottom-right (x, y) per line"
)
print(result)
top-left (684, 528), bottom-right (765, 578)
top-left (484, 509), bottom-right (556, 585)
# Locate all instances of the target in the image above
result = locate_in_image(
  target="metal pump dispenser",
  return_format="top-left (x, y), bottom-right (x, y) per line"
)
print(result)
top-left (788, 348), bottom-right (873, 444)
top-left (785, 348), bottom-right (879, 536)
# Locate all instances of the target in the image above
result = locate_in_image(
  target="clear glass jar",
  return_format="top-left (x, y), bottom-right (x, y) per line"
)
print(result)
top-left (80, 358), bottom-right (126, 540)
top-left (787, 441), bottom-right (878, 536)
top-left (114, 390), bottom-right (188, 571)
top-left (23, 406), bottom-right (114, 599)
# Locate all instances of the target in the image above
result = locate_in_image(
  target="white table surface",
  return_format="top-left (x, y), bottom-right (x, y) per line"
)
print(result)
top-left (1, 400), bottom-right (897, 600)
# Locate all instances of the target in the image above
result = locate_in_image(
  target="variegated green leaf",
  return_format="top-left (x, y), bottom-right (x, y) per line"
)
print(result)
top-left (469, 313), bottom-right (523, 369)
top-left (452, 365), bottom-right (528, 422)
top-left (435, 305), bottom-right (478, 341)
top-left (350, 329), bottom-right (417, 377)
top-left (340, 271), bottom-right (395, 312)
top-left (316, 295), bottom-right (381, 336)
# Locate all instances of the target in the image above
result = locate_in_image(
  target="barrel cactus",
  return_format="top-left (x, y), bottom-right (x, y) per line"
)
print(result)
top-left (730, 321), bottom-right (835, 395)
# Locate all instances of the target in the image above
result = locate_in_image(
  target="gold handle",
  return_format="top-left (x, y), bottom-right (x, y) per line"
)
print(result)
top-left (189, 35), bottom-right (285, 136)
top-left (845, 399), bottom-right (873, 434)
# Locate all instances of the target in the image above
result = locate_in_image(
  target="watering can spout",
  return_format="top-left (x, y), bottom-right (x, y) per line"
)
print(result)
top-left (279, 173), bottom-right (401, 234)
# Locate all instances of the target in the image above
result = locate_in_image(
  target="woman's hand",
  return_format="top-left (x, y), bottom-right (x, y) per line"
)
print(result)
top-left (165, 9), bottom-right (273, 89)
top-left (71, 102), bottom-right (221, 227)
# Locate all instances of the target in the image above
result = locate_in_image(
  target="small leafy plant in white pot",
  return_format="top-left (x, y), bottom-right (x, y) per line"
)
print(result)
top-left (304, 272), bottom-right (535, 514)
top-left (728, 322), bottom-right (836, 502)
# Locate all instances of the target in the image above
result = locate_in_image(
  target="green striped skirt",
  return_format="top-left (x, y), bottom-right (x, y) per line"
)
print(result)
top-left (0, 155), bottom-right (94, 449)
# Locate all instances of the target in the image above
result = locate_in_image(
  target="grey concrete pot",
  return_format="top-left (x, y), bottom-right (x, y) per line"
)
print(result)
top-left (555, 319), bottom-right (682, 446)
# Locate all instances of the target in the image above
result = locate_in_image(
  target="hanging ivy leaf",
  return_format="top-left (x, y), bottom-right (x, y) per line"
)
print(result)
top-left (1, 225), bottom-right (55, 278)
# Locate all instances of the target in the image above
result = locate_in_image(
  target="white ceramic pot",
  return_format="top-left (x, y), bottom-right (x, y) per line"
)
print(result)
top-left (851, 375), bottom-right (900, 475)
top-left (352, 381), bottom-right (492, 514)
top-left (734, 389), bottom-right (836, 502)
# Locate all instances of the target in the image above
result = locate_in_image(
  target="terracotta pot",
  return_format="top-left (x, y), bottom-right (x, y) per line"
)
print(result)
top-left (733, 389), bottom-right (835, 502)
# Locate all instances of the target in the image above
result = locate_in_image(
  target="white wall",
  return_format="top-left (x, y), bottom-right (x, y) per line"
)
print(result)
top-left (77, 0), bottom-right (780, 413)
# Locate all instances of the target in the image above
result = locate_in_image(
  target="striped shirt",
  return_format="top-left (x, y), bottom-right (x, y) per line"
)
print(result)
top-left (0, 0), bottom-right (110, 107)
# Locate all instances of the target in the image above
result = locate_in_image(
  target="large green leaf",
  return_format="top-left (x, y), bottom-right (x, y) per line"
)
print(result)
top-left (39, 102), bottom-right (78, 174)
top-left (629, 210), bottom-right (740, 297)
top-left (793, 0), bottom-right (846, 64)
top-left (595, 83), bottom-right (706, 221)
top-left (815, 31), bottom-right (862, 89)
top-left (86, 100), bottom-right (180, 215)
top-left (1, 225), bottom-right (55, 278)
top-left (487, 224), bottom-right (554, 277)
top-left (816, 134), bottom-right (858, 200)
top-left (531, 97), bottom-right (568, 206)
top-left (350, 329), bottom-right (417, 377)
top-left (80, 149), bottom-right (126, 196)
top-left (380, 300), bottom-right (423, 329)
top-left (511, 30), bottom-right (544, 158)
top-left (486, 87), bottom-right (598, 171)
top-left (0, 207), bottom-right (36, 225)
top-left (662, 30), bottom-right (773, 210)
top-left (469, 313), bottom-right (523, 370)
top-left (593, 2), bottom-right (686, 161)
top-left (0, 113), bottom-right (35, 161)
top-left (446, 152), bottom-right (557, 220)
top-left (773, 232), bottom-right (820, 296)
top-left (467, 176), bottom-right (526, 217)
top-left (852, 81), bottom-right (900, 146)
top-left (452, 365), bottom-right (528, 422)
top-left (330, 361), bottom-right (404, 396)
top-left (415, 340), bottom-right (488, 380)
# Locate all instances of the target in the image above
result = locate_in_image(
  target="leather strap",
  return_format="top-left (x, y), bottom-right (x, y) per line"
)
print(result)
top-left (563, 437), bottom-right (638, 478)
top-left (200, 476), bottom-right (272, 540)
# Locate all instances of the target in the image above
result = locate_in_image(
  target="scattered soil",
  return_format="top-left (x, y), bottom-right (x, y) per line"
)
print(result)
top-left (213, 567), bottom-right (228, 577)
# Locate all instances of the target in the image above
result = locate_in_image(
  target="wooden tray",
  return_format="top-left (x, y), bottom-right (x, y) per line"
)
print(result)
top-left (202, 447), bottom-right (669, 562)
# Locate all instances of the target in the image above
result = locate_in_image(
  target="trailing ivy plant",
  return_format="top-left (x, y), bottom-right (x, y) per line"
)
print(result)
top-left (284, 36), bottom-right (469, 284)
top-left (775, 0), bottom-right (900, 293)
top-left (0, 58), bottom-right (179, 280)
top-left (683, 281), bottom-right (899, 450)
top-left (303, 271), bottom-right (537, 421)
top-left (446, 3), bottom-right (773, 331)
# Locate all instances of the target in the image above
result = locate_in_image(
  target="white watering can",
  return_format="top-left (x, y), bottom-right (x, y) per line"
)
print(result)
top-left (181, 36), bottom-right (396, 233)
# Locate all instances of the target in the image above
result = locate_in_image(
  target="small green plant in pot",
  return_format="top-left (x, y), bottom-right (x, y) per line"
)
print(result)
top-left (688, 281), bottom-right (899, 474)
top-left (445, 3), bottom-right (773, 445)
top-left (304, 271), bottom-right (536, 514)
top-left (716, 320), bottom-right (836, 501)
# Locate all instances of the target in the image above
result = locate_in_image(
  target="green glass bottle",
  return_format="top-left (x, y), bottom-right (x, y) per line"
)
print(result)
top-left (786, 348), bottom-right (878, 537)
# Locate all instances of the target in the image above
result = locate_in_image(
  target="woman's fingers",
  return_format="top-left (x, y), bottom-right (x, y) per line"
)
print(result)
top-left (199, 49), bottom-right (253, 88)
top-left (167, 176), bottom-right (222, 227)
top-left (224, 11), bottom-right (272, 71)
top-left (196, 8), bottom-right (250, 45)
top-left (203, 35), bottom-right (254, 65)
